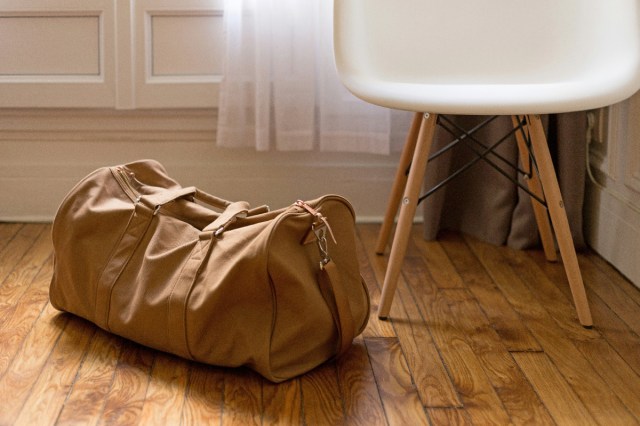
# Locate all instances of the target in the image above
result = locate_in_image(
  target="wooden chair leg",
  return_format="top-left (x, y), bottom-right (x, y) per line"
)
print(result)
top-left (375, 112), bottom-right (423, 255)
top-left (526, 114), bottom-right (593, 327)
top-left (511, 115), bottom-right (558, 262)
top-left (378, 113), bottom-right (438, 319)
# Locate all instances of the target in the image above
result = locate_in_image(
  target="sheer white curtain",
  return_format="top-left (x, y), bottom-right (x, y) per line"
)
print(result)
top-left (216, 0), bottom-right (396, 154)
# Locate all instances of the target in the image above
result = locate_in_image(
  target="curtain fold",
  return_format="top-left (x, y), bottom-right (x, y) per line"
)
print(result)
top-left (217, 0), bottom-right (393, 154)
top-left (422, 113), bottom-right (587, 249)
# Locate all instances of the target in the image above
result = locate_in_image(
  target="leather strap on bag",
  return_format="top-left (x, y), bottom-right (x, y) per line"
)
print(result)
top-left (203, 201), bottom-right (251, 235)
top-left (144, 186), bottom-right (198, 208)
top-left (145, 186), bottom-right (234, 210)
top-left (142, 185), bottom-right (267, 223)
top-left (318, 260), bottom-right (356, 357)
top-left (297, 199), bottom-right (356, 356)
top-left (192, 188), bottom-right (236, 210)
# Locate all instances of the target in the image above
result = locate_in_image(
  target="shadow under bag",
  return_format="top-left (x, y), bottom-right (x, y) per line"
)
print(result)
top-left (49, 159), bottom-right (369, 382)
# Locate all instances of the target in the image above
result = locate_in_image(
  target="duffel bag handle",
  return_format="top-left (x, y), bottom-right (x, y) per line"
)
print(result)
top-left (193, 188), bottom-right (237, 210)
top-left (193, 189), bottom-right (269, 217)
top-left (144, 186), bottom-right (200, 208)
top-left (144, 186), bottom-right (268, 228)
top-left (318, 260), bottom-right (356, 357)
top-left (116, 162), bottom-right (260, 214)
top-left (203, 201), bottom-right (251, 236)
top-left (145, 186), bottom-right (237, 210)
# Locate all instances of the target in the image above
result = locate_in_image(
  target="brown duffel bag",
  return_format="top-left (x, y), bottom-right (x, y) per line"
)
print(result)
top-left (49, 159), bottom-right (369, 382)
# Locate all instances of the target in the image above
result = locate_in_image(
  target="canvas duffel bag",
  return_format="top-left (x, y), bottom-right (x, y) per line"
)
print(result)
top-left (49, 159), bottom-right (369, 382)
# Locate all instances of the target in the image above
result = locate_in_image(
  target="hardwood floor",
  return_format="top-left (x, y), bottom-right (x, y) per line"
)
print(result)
top-left (1, 222), bottom-right (640, 425)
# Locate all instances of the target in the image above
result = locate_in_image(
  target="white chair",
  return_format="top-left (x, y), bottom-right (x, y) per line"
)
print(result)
top-left (333, 0), bottom-right (640, 327)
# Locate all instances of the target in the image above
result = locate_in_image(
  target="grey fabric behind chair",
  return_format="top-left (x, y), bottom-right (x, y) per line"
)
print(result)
top-left (423, 113), bottom-right (587, 250)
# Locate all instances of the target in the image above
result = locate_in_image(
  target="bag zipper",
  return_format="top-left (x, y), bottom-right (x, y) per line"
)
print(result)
top-left (113, 167), bottom-right (142, 205)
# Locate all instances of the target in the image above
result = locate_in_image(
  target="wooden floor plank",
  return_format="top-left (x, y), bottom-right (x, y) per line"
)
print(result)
top-left (509, 248), bottom-right (640, 420)
top-left (587, 252), bottom-right (640, 307)
top-left (410, 229), bottom-right (465, 289)
top-left (578, 254), bottom-right (640, 335)
top-left (528, 249), bottom-right (640, 377)
top-left (434, 230), bottom-right (541, 351)
top-left (0, 224), bottom-right (52, 323)
top-left (0, 223), bottom-right (23, 252)
top-left (0, 255), bottom-right (52, 376)
top-left (221, 369), bottom-right (263, 426)
top-left (0, 224), bottom-right (43, 291)
top-left (355, 225), bottom-right (401, 338)
top-left (426, 407), bottom-right (473, 425)
top-left (336, 336), bottom-right (388, 426)
top-left (180, 364), bottom-right (225, 425)
top-left (573, 337), bottom-right (640, 420)
top-left (403, 256), bottom-right (512, 425)
top-left (262, 376), bottom-right (303, 425)
top-left (0, 303), bottom-right (68, 425)
top-left (97, 342), bottom-right (155, 426)
top-left (354, 227), bottom-right (395, 338)
top-left (444, 288), bottom-right (555, 425)
top-left (463, 235), bottom-right (558, 328)
top-left (505, 247), bottom-right (598, 341)
top-left (55, 330), bottom-right (122, 425)
top-left (360, 224), bottom-right (461, 408)
top-left (365, 337), bottom-right (429, 425)
top-left (138, 354), bottom-right (190, 426)
top-left (300, 362), bottom-right (345, 425)
top-left (12, 316), bottom-right (96, 426)
top-left (0, 223), bottom-right (639, 425)
top-left (513, 352), bottom-right (597, 425)
top-left (466, 235), bottom-right (639, 425)
top-left (393, 272), bottom-right (462, 408)
top-left (585, 296), bottom-right (640, 377)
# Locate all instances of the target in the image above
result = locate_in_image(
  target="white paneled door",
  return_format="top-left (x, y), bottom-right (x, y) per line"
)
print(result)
top-left (0, 0), bottom-right (223, 109)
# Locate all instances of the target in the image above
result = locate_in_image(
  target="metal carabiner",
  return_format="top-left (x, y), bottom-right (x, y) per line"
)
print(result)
top-left (313, 223), bottom-right (331, 269)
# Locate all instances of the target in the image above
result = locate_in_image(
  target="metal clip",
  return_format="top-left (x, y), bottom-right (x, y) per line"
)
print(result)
top-left (295, 200), bottom-right (337, 244)
top-left (296, 200), bottom-right (337, 270)
top-left (313, 223), bottom-right (331, 270)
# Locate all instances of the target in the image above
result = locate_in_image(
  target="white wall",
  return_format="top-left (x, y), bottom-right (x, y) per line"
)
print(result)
top-left (0, 0), bottom-right (402, 222)
top-left (585, 94), bottom-right (640, 287)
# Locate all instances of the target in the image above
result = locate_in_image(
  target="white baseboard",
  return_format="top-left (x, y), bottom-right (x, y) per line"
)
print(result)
top-left (585, 182), bottom-right (640, 288)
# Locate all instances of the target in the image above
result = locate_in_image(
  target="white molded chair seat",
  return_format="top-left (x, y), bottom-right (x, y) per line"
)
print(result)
top-left (334, 0), bottom-right (640, 327)
top-left (334, 0), bottom-right (640, 115)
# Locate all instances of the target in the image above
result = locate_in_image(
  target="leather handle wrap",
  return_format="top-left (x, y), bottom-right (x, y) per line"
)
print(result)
top-left (144, 186), bottom-right (198, 208)
top-left (145, 186), bottom-right (240, 211)
top-left (192, 188), bottom-right (235, 210)
top-left (203, 201), bottom-right (251, 234)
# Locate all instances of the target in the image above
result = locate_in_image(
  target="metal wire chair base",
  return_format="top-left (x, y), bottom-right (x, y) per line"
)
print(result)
top-left (416, 114), bottom-right (546, 207)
